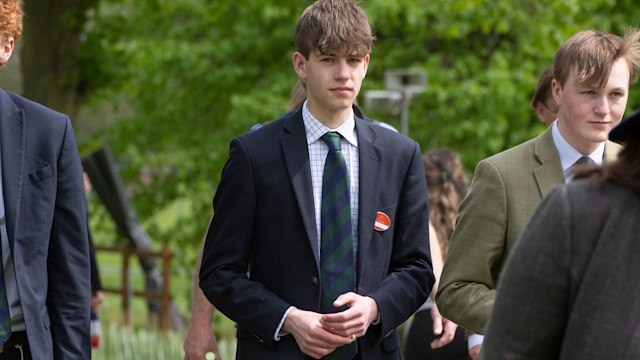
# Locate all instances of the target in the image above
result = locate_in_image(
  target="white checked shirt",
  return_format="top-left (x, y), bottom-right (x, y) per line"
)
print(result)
top-left (273, 102), bottom-right (361, 341)
top-left (302, 101), bottom-right (360, 257)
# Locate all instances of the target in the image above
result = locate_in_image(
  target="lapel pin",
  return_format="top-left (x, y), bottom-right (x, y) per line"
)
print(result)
top-left (374, 211), bottom-right (391, 232)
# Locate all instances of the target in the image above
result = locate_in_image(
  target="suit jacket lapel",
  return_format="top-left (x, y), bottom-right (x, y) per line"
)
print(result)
top-left (281, 110), bottom-right (320, 268)
top-left (532, 127), bottom-right (564, 198)
top-left (604, 139), bottom-right (623, 162)
top-left (355, 119), bottom-right (382, 280)
top-left (0, 90), bottom-right (25, 250)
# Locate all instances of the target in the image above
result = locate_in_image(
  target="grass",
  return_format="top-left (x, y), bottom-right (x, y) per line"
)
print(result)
top-left (92, 322), bottom-right (237, 359)
top-left (94, 249), bottom-right (238, 359)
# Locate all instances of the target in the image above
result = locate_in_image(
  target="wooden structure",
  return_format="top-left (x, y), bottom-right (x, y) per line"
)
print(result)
top-left (95, 245), bottom-right (174, 332)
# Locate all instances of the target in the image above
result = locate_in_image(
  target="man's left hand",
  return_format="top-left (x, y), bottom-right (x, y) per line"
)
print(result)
top-left (318, 292), bottom-right (379, 339)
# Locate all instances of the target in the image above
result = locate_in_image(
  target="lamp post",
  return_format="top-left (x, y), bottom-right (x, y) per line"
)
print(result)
top-left (364, 68), bottom-right (427, 136)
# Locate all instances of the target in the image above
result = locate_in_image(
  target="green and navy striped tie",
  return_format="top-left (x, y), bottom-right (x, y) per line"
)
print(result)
top-left (320, 132), bottom-right (357, 359)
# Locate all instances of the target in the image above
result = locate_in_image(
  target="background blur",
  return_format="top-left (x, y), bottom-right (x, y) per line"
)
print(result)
top-left (3, 0), bottom-right (640, 357)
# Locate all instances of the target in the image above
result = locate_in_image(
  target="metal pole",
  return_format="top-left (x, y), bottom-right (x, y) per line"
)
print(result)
top-left (400, 90), bottom-right (411, 136)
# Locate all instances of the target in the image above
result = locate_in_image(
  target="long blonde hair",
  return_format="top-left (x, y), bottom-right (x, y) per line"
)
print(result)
top-left (423, 149), bottom-right (468, 256)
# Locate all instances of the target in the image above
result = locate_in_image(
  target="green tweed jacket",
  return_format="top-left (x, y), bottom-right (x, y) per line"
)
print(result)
top-left (435, 127), bottom-right (622, 334)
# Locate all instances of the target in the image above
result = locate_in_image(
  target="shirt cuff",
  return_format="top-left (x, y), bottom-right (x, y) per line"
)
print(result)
top-left (273, 306), bottom-right (295, 341)
top-left (467, 333), bottom-right (484, 349)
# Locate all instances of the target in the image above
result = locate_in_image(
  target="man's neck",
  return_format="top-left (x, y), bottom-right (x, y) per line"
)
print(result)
top-left (306, 103), bottom-right (353, 129)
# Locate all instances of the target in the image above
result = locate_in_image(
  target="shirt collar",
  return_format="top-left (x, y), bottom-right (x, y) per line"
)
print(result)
top-left (551, 120), bottom-right (605, 171)
top-left (302, 101), bottom-right (358, 147)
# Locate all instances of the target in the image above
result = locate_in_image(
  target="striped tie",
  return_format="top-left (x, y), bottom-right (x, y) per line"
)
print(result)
top-left (320, 132), bottom-right (357, 360)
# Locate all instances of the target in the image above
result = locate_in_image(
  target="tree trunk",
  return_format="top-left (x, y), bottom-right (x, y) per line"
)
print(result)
top-left (21, 0), bottom-right (96, 123)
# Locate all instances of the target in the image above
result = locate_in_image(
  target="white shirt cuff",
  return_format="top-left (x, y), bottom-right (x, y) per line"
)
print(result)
top-left (273, 306), bottom-right (295, 341)
top-left (467, 333), bottom-right (484, 349)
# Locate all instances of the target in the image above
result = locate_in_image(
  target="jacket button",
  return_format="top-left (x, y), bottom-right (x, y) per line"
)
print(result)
top-left (311, 277), bottom-right (319, 286)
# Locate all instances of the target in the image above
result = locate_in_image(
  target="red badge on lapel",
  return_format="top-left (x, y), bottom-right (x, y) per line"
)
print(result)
top-left (374, 211), bottom-right (391, 231)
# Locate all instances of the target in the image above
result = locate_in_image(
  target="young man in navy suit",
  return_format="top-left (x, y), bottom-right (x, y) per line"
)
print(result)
top-left (0, 1), bottom-right (90, 359)
top-left (199, 0), bottom-right (435, 359)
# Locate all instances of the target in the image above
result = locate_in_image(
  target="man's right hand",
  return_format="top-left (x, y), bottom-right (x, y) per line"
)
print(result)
top-left (469, 344), bottom-right (481, 360)
top-left (283, 308), bottom-right (353, 359)
top-left (183, 322), bottom-right (222, 360)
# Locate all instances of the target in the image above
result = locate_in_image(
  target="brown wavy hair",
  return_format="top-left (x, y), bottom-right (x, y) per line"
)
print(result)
top-left (0, 0), bottom-right (22, 40)
top-left (423, 148), bottom-right (468, 256)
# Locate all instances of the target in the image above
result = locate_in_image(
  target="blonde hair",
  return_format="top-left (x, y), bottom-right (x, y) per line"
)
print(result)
top-left (554, 28), bottom-right (640, 88)
top-left (287, 79), bottom-right (306, 111)
top-left (423, 149), bottom-right (468, 255)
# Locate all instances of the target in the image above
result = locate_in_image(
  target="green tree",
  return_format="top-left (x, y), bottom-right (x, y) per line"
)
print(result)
top-left (54, 0), bottom-right (640, 323)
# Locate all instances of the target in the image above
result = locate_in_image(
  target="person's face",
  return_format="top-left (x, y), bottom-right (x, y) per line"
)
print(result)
top-left (293, 49), bottom-right (369, 127)
top-left (0, 34), bottom-right (15, 67)
top-left (534, 96), bottom-right (559, 126)
top-left (552, 58), bottom-right (630, 154)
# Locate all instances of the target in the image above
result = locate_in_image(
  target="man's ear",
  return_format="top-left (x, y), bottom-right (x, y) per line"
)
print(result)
top-left (0, 36), bottom-right (15, 65)
top-left (551, 78), bottom-right (562, 106)
top-left (363, 54), bottom-right (370, 76)
top-left (292, 52), bottom-right (307, 80)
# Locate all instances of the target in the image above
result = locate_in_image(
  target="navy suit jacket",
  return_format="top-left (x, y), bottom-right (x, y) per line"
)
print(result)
top-left (200, 108), bottom-right (434, 359)
top-left (0, 90), bottom-right (90, 359)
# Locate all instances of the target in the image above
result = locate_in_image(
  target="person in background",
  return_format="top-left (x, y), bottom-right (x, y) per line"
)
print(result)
top-left (437, 28), bottom-right (639, 357)
top-left (404, 149), bottom-right (469, 360)
top-left (0, 1), bottom-right (91, 358)
top-left (183, 230), bottom-right (223, 360)
top-left (463, 64), bottom-right (561, 358)
top-left (199, 0), bottom-right (435, 358)
top-left (531, 65), bottom-right (559, 126)
top-left (482, 109), bottom-right (640, 359)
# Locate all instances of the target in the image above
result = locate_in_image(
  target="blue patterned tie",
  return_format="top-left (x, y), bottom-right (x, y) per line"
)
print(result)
top-left (320, 132), bottom-right (357, 360)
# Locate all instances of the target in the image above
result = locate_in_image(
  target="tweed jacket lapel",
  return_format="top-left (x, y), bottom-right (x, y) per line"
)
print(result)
top-left (532, 127), bottom-right (564, 199)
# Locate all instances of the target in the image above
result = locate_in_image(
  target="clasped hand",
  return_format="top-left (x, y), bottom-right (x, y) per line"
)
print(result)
top-left (283, 292), bottom-right (379, 359)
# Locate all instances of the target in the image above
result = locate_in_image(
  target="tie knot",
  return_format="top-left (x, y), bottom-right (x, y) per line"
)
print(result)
top-left (575, 156), bottom-right (594, 166)
top-left (322, 132), bottom-right (341, 152)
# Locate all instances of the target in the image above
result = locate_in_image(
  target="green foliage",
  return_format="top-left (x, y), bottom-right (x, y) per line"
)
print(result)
top-left (93, 322), bottom-right (236, 359)
top-left (364, 0), bottom-right (640, 171)
top-left (78, 0), bottom-right (640, 325)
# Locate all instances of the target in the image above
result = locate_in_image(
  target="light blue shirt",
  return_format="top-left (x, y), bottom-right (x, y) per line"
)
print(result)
top-left (551, 120), bottom-right (605, 183)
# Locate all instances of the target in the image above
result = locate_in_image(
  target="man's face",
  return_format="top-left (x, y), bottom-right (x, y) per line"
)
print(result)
top-left (293, 49), bottom-right (369, 124)
top-left (0, 34), bottom-right (14, 67)
top-left (552, 58), bottom-right (630, 154)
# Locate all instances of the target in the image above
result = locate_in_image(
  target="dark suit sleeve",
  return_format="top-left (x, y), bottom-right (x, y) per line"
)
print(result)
top-left (199, 137), bottom-right (291, 346)
top-left (367, 142), bottom-right (434, 339)
top-left (482, 187), bottom-right (570, 359)
top-left (47, 117), bottom-right (92, 358)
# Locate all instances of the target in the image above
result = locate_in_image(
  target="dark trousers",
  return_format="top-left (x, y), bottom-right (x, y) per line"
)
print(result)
top-left (404, 310), bottom-right (470, 360)
top-left (0, 331), bottom-right (31, 360)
